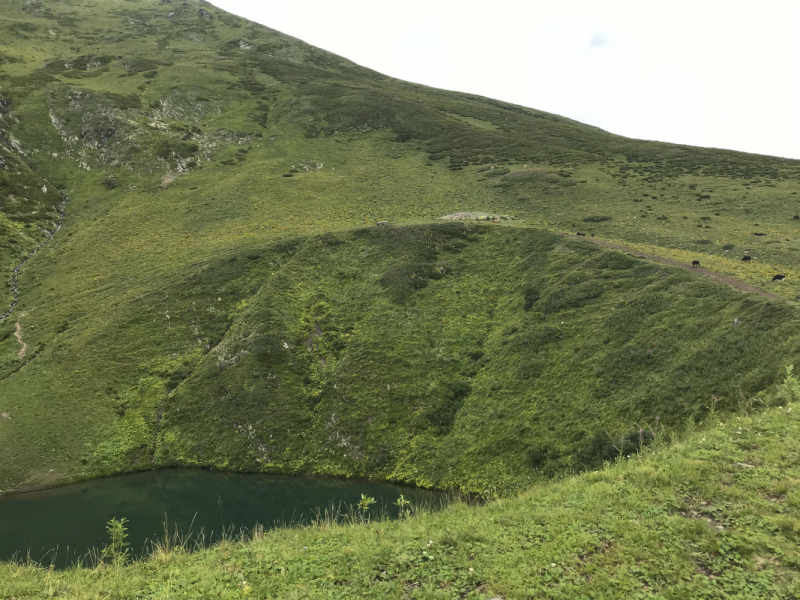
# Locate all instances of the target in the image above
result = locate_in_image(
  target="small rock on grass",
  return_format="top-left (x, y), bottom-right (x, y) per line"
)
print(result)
top-left (438, 212), bottom-right (513, 221)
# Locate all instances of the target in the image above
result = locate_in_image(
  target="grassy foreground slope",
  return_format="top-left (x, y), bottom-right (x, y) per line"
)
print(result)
top-left (4, 386), bottom-right (800, 598)
top-left (1, 0), bottom-right (800, 495)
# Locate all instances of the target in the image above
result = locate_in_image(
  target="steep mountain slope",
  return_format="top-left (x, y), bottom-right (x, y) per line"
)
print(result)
top-left (1, 0), bottom-right (800, 494)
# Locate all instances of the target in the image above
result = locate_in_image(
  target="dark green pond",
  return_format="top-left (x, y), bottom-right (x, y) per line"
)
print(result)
top-left (0, 469), bottom-right (442, 567)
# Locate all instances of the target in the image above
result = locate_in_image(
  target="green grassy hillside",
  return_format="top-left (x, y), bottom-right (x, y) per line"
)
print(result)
top-left (1, 0), bottom-right (800, 498)
top-left (153, 227), bottom-right (797, 495)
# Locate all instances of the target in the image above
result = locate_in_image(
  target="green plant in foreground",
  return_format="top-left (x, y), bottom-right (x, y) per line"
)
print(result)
top-left (778, 364), bottom-right (800, 405)
top-left (101, 517), bottom-right (130, 567)
top-left (357, 494), bottom-right (376, 522)
top-left (394, 494), bottom-right (412, 520)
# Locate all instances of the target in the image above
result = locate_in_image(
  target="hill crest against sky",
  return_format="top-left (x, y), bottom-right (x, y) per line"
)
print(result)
top-left (209, 0), bottom-right (800, 160)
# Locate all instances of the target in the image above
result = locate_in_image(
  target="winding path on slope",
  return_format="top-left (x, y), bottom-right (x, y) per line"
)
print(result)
top-left (559, 233), bottom-right (783, 302)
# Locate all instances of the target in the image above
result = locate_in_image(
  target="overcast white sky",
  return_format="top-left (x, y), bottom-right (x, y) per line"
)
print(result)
top-left (210, 1), bottom-right (800, 160)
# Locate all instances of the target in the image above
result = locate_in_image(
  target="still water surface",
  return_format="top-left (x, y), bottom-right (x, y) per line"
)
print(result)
top-left (0, 469), bottom-right (442, 567)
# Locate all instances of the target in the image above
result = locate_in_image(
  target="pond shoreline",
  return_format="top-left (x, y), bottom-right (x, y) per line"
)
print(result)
top-left (0, 468), bottom-right (446, 568)
top-left (1, 465), bottom-right (442, 498)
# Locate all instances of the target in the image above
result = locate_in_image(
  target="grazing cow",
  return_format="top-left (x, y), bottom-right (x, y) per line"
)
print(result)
top-left (773, 274), bottom-right (786, 282)
top-left (754, 232), bottom-right (767, 236)
top-left (794, 215), bottom-right (799, 220)
top-left (732, 319), bottom-right (741, 328)
top-left (576, 232), bottom-right (586, 236)
top-left (591, 233), bottom-right (595, 237)
top-left (742, 255), bottom-right (751, 262)
top-left (692, 260), bottom-right (700, 268)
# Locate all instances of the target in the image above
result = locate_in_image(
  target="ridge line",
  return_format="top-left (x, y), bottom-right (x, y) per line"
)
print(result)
top-left (558, 232), bottom-right (783, 302)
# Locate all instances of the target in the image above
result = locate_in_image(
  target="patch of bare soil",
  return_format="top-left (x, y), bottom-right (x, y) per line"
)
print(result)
top-left (9, 469), bottom-right (64, 495)
top-left (14, 320), bottom-right (26, 359)
top-left (161, 172), bottom-right (177, 187)
top-left (560, 233), bottom-right (782, 301)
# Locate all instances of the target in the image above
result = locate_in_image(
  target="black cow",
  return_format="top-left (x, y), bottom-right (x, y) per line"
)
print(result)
top-left (773, 274), bottom-right (786, 282)
top-left (576, 232), bottom-right (586, 236)
top-left (692, 260), bottom-right (700, 268)
top-left (742, 255), bottom-right (751, 262)
top-left (754, 232), bottom-right (767, 236)
top-left (794, 215), bottom-right (799, 220)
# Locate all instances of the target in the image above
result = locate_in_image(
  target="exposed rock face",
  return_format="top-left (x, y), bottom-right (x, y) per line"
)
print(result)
top-left (438, 212), bottom-right (513, 221)
top-left (0, 98), bottom-right (9, 115)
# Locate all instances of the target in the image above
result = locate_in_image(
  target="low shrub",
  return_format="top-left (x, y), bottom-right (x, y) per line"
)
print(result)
top-left (522, 285), bottom-right (539, 310)
top-left (426, 381), bottom-right (472, 434)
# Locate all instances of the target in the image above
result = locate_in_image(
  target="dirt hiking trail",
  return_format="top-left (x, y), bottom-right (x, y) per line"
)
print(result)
top-left (560, 233), bottom-right (783, 302)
